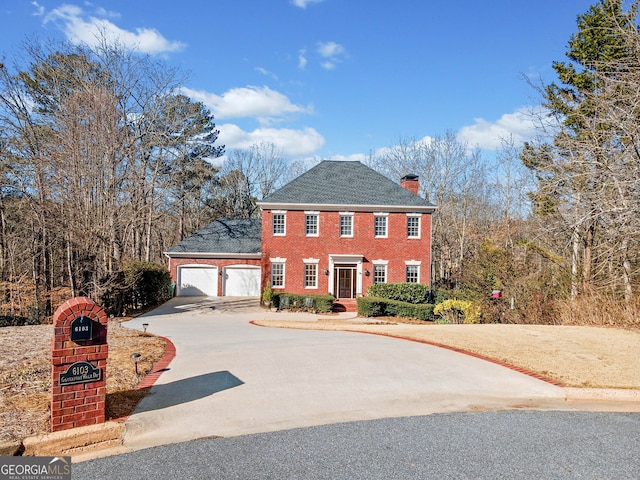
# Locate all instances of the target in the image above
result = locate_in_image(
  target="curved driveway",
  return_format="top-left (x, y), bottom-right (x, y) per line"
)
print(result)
top-left (123, 297), bottom-right (566, 451)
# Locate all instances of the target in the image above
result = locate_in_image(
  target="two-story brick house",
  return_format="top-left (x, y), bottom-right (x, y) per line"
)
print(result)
top-left (257, 161), bottom-right (435, 302)
top-left (165, 161), bottom-right (435, 301)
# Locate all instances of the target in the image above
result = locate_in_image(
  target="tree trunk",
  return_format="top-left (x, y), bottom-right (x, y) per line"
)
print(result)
top-left (582, 220), bottom-right (594, 292)
top-left (67, 236), bottom-right (76, 298)
top-left (622, 236), bottom-right (633, 303)
top-left (571, 222), bottom-right (580, 299)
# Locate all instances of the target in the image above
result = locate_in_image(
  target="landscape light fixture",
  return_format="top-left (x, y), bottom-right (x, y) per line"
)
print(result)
top-left (142, 323), bottom-right (149, 332)
top-left (130, 352), bottom-right (142, 375)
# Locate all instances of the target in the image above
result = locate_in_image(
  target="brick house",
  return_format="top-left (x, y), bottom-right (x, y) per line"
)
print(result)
top-left (165, 161), bottom-right (435, 301)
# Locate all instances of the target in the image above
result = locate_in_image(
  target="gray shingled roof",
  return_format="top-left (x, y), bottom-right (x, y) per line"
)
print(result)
top-left (260, 161), bottom-right (435, 207)
top-left (166, 218), bottom-right (261, 255)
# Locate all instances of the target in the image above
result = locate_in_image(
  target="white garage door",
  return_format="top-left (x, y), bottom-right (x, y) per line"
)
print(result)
top-left (178, 266), bottom-right (218, 296)
top-left (224, 266), bottom-right (261, 296)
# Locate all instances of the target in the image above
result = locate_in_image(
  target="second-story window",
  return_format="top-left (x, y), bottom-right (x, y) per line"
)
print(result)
top-left (407, 215), bottom-right (420, 238)
top-left (305, 213), bottom-right (319, 236)
top-left (272, 212), bottom-right (286, 236)
top-left (340, 214), bottom-right (353, 237)
top-left (374, 214), bottom-right (388, 238)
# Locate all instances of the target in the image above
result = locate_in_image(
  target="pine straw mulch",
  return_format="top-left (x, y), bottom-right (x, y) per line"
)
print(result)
top-left (0, 319), bottom-right (166, 443)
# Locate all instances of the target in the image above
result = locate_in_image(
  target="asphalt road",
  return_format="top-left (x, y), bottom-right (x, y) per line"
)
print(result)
top-left (75, 411), bottom-right (640, 479)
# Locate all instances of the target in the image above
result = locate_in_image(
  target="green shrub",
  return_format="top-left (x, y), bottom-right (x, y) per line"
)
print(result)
top-left (0, 315), bottom-right (31, 327)
top-left (272, 292), bottom-right (335, 313)
top-left (367, 283), bottom-right (431, 304)
top-left (100, 261), bottom-right (171, 315)
top-left (357, 296), bottom-right (434, 321)
top-left (122, 261), bottom-right (172, 310)
top-left (356, 296), bottom-right (386, 317)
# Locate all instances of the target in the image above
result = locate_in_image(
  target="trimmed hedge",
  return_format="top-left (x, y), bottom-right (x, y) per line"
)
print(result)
top-left (0, 315), bottom-right (34, 327)
top-left (123, 261), bottom-right (172, 310)
top-left (366, 283), bottom-right (431, 304)
top-left (272, 292), bottom-right (334, 313)
top-left (357, 296), bottom-right (434, 321)
top-left (101, 261), bottom-right (172, 315)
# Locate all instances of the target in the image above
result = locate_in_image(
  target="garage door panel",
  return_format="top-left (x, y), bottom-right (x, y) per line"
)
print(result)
top-left (225, 267), bottom-right (260, 296)
top-left (178, 267), bottom-right (218, 296)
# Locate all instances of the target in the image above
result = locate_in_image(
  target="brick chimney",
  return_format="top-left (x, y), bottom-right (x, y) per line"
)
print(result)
top-left (400, 174), bottom-right (419, 195)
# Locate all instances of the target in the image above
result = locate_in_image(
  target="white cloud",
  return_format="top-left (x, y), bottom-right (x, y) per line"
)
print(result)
top-left (254, 67), bottom-right (278, 80)
top-left (298, 49), bottom-right (308, 69)
top-left (218, 123), bottom-right (325, 157)
top-left (317, 41), bottom-right (344, 58)
top-left (326, 153), bottom-right (368, 162)
top-left (181, 85), bottom-right (313, 120)
top-left (43, 4), bottom-right (185, 55)
top-left (316, 41), bottom-right (346, 70)
top-left (291, 0), bottom-right (325, 8)
top-left (457, 107), bottom-right (540, 150)
top-left (31, 1), bottom-right (45, 16)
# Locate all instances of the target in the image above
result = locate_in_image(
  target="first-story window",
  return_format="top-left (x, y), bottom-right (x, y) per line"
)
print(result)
top-left (373, 264), bottom-right (387, 284)
top-left (406, 264), bottom-right (419, 283)
top-left (304, 263), bottom-right (318, 288)
top-left (271, 262), bottom-right (285, 288)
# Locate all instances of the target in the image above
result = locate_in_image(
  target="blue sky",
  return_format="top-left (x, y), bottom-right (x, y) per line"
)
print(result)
top-left (1, 0), bottom-right (596, 161)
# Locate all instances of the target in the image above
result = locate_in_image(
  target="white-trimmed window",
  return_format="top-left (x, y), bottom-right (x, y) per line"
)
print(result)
top-left (272, 211), bottom-right (286, 236)
top-left (374, 213), bottom-right (388, 238)
top-left (340, 213), bottom-right (354, 237)
top-left (270, 258), bottom-right (286, 288)
top-left (407, 214), bottom-right (421, 238)
top-left (305, 212), bottom-right (319, 236)
top-left (405, 260), bottom-right (421, 283)
top-left (372, 260), bottom-right (388, 284)
top-left (373, 264), bottom-right (387, 284)
top-left (304, 264), bottom-right (318, 288)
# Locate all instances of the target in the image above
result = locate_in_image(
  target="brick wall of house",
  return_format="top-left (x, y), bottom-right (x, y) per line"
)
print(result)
top-left (261, 209), bottom-right (431, 297)
top-left (168, 257), bottom-right (262, 297)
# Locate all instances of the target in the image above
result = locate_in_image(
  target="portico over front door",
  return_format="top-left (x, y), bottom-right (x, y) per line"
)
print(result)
top-left (335, 265), bottom-right (356, 299)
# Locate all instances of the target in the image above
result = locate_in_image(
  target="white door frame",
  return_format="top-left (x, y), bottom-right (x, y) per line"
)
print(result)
top-left (328, 255), bottom-right (363, 297)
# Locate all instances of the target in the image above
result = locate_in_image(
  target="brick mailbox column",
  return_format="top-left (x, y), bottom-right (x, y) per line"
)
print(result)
top-left (51, 297), bottom-right (108, 432)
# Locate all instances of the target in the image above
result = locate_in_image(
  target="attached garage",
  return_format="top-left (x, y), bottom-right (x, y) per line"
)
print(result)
top-left (224, 266), bottom-right (261, 296)
top-left (177, 266), bottom-right (219, 296)
top-left (166, 218), bottom-right (263, 298)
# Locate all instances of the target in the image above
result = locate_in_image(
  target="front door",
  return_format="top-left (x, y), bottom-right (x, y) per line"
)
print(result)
top-left (335, 266), bottom-right (356, 299)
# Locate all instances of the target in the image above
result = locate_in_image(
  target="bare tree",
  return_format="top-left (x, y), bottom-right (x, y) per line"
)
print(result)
top-left (0, 37), bottom-right (224, 313)
top-left (214, 142), bottom-right (288, 217)
top-left (370, 132), bottom-right (493, 289)
top-left (522, 0), bottom-right (640, 301)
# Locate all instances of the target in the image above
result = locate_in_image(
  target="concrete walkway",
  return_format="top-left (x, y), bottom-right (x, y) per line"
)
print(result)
top-left (122, 297), bottom-right (567, 451)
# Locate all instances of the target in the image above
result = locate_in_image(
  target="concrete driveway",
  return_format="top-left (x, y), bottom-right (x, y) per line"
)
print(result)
top-left (122, 297), bottom-right (566, 451)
